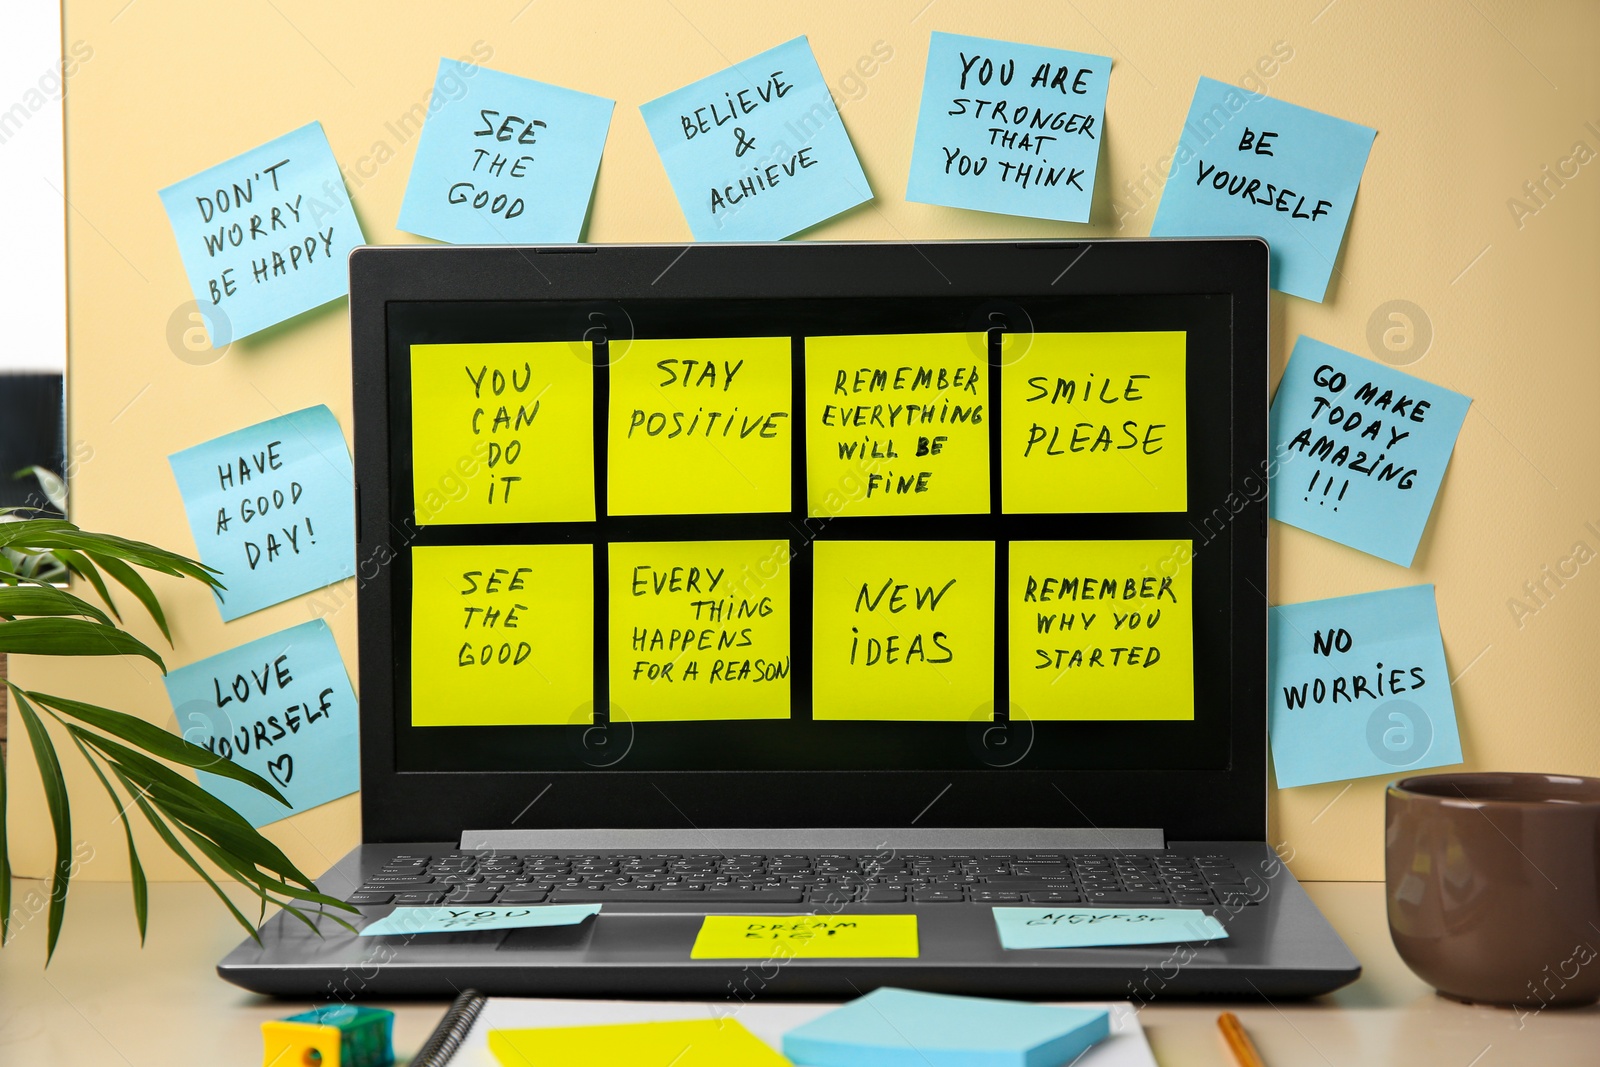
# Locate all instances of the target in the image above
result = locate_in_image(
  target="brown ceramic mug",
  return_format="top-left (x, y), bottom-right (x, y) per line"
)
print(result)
top-left (1386, 772), bottom-right (1600, 1008)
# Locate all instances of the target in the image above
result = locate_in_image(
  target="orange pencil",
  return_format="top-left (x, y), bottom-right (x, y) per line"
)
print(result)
top-left (1217, 1011), bottom-right (1267, 1067)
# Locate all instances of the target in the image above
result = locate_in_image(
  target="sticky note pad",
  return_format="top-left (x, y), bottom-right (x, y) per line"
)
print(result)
top-left (358, 904), bottom-right (599, 937)
top-left (490, 1019), bottom-right (790, 1067)
top-left (398, 59), bottom-right (614, 244)
top-left (993, 907), bottom-right (1228, 950)
top-left (410, 342), bottom-right (595, 525)
top-left (1269, 336), bottom-right (1470, 566)
top-left (1009, 540), bottom-right (1194, 720)
top-left (691, 915), bottom-right (918, 959)
top-left (411, 544), bottom-right (593, 726)
top-left (1150, 78), bottom-right (1376, 302)
top-left (782, 987), bottom-right (1109, 1067)
top-left (609, 540), bottom-right (790, 722)
top-left (162, 619), bottom-right (357, 828)
top-left (168, 405), bottom-right (355, 621)
top-left (1269, 585), bottom-right (1462, 788)
top-left (608, 337), bottom-right (792, 515)
top-left (158, 122), bottom-right (364, 347)
top-left (805, 333), bottom-right (990, 517)
top-left (812, 541), bottom-right (994, 721)
top-left (1001, 332), bottom-right (1187, 514)
top-left (907, 32), bottom-right (1111, 223)
top-left (640, 36), bottom-right (872, 241)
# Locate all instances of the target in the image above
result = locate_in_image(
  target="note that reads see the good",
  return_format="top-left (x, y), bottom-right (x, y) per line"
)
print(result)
top-left (907, 32), bottom-right (1111, 223)
top-left (609, 540), bottom-right (790, 722)
top-left (159, 122), bottom-right (364, 346)
top-left (1269, 337), bottom-right (1470, 567)
top-left (690, 915), bottom-right (918, 959)
top-left (1002, 332), bottom-right (1188, 514)
top-left (1010, 540), bottom-right (1194, 720)
top-left (398, 60), bottom-right (614, 244)
top-left (411, 544), bottom-right (593, 727)
top-left (806, 333), bottom-right (991, 517)
top-left (640, 36), bottom-right (872, 241)
top-left (812, 541), bottom-right (994, 721)
top-left (163, 619), bottom-right (358, 828)
top-left (1269, 584), bottom-right (1462, 789)
top-left (608, 337), bottom-right (791, 515)
top-left (168, 405), bottom-right (355, 621)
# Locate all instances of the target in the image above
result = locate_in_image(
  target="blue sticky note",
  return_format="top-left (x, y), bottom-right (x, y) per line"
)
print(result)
top-left (1269, 585), bottom-right (1463, 789)
top-left (641, 36), bottom-right (871, 241)
top-left (159, 122), bottom-right (365, 346)
top-left (1269, 337), bottom-right (1470, 566)
top-left (357, 904), bottom-right (600, 937)
top-left (162, 620), bottom-right (359, 827)
top-left (783, 987), bottom-right (1108, 1067)
top-left (168, 405), bottom-right (356, 620)
top-left (992, 907), bottom-right (1228, 950)
top-left (907, 32), bottom-right (1111, 223)
top-left (1150, 78), bottom-right (1375, 301)
top-left (398, 60), bottom-right (614, 244)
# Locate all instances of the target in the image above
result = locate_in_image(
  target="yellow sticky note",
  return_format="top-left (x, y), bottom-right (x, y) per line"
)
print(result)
top-left (608, 337), bottom-right (792, 515)
top-left (410, 342), bottom-right (595, 525)
top-left (1009, 540), bottom-right (1194, 720)
top-left (1001, 332), bottom-right (1187, 513)
top-left (411, 544), bottom-right (593, 726)
top-left (805, 333), bottom-right (990, 517)
top-left (489, 1019), bottom-right (790, 1067)
top-left (609, 540), bottom-right (790, 722)
top-left (691, 914), bottom-right (919, 959)
top-left (812, 541), bottom-right (994, 721)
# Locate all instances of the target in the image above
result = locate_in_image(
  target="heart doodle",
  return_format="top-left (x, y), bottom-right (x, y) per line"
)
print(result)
top-left (267, 753), bottom-right (294, 787)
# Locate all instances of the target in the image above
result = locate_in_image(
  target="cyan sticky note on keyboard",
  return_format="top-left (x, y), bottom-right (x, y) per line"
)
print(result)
top-left (1269, 584), bottom-right (1463, 789)
top-left (159, 121), bottom-right (364, 346)
top-left (358, 904), bottom-right (599, 937)
top-left (640, 36), bottom-right (871, 241)
top-left (1269, 336), bottom-right (1470, 567)
top-left (993, 907), bottom-right (1228, 950)
top-left (1150, 77), bottom-right (1375, 301)
top-left (783, 987), bottom-right (1109, 1067)
top-left (398, 59), bottom-right (614, 244)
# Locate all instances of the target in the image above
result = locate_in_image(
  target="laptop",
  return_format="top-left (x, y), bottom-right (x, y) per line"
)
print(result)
top-left (219, 238), bottom-right (1360, 999)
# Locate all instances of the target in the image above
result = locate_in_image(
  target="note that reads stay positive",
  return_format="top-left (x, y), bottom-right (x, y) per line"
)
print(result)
top-left (411, 544), bottom-right (593, 727)
top-left (159, 122), bottom-right (365, 347)
top-left (1010, 540), bottom-right (1194, 720)
top-left (411, 342), bottom-right (595, 525)
top-left (1002, 332), bottom-right (1187, 514)
top-left (609, 540), bottom-right (790, 722)
top-left (163, 619), bottom-right (358, 828)
top-left (907, 32), bottom-right (1111, 223)
top-left (608, 337), bottom-right (791, 515)
top-left (168, 405), bottom-right (355, 621)
top-left (806, 333), bottom-right (990, 517)
top-left (812, 541), bottom-right (994, 721)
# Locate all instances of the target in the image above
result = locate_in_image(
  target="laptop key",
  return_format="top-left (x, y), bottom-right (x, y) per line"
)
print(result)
top-left (1084, 891), bottom-right (1171, 904)
top-left (1028, 891), bottom-right (1082, 903)
top-left (1172, 892), bottom-right (1217, 905)
top-left (496, 890), bottom-right (550, 904)
top-left (551, 889), bottom-right (804, 903)
top-left (345, 893), bottom-right (394, 905)
top-left (861, 889), bottom-right (906, 903)
top-left (442, 891), bottom-right (499, 905)
top-left (971, 891), bottom-right (1024, 903)
top-left (360, 881), bottom-right (437, 892)
top-left (390, 891), bottom-right (448, 905)
top-left (911, 891), bottom-right (966, 903)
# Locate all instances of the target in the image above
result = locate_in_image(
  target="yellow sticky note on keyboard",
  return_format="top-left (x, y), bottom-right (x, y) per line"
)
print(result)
top-left (489, 1019), bottom-right (790, 1067)
top-left (690, 914), bottom-right (919, 959)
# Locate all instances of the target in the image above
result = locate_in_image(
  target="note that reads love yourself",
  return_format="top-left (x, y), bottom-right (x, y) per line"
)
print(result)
top-left (1269, 337), bottom-right (1470, 566)
top-left (159, 122), bottom-right (364, 346)
top-left (163, 619), bottom-right (358, 827)
top-left (907, 32), bottom-right (1111, 223)
top-left (168, 406), bottom-right (355, 620)
top-left (641, 36), bottom-right (872, 241)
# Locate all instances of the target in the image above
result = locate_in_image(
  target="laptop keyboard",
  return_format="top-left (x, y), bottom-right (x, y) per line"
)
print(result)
top-left (346, 851), bottom-right (1262, 908)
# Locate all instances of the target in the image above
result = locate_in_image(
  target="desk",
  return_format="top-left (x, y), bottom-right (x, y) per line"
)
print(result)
top-left (0, 879), bottom-right (1594, 1065)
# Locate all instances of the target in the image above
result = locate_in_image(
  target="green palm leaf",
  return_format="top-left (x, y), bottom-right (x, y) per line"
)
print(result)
top-left (0, 617), bottom-right (165, 670)
top-left (68, 733), bottom-right (148, 944)
top-left (9, 688), bottom-right (72, 963)
top-left (0, 586), bottom-right (113, 625)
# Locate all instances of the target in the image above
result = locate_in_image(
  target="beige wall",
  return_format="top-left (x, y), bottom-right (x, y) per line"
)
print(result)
top-left (10, 0), bottom-right (1598, 883)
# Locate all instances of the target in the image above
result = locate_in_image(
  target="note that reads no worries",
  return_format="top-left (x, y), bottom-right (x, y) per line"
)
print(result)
top-left (907, 32), bottom-right (1111, 223)
top-left (609, 540), bottom-right (790, 722)
top-left (163, 619), bottom-right (358, 828)
top-left (1010, 540), bottom-right (1194, 720)
top-left (411, 544), bottom-right (594, 727)
top-left (168, 405), bottom-right (355, 621)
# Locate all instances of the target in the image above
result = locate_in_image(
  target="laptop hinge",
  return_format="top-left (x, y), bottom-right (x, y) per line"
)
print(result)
top-left (459, 828), bottom-right (1166, 851)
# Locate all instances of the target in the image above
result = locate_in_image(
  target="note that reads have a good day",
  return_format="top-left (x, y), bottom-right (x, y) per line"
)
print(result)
top-left (908, 32), bottom-right (1111, 223)
top-left (168, 406), bottom-right (355, 621)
